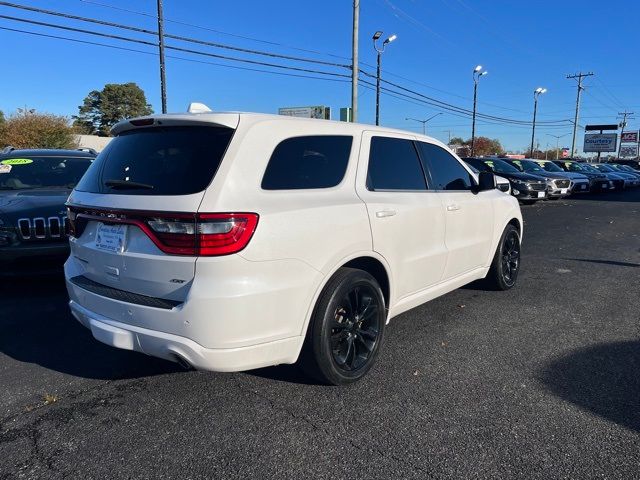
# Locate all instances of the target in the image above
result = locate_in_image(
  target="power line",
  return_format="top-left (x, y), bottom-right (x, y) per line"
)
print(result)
top-left (0, 14), bottom-right (351, 79)
top-left (78, 0), bottom-right (354, 62)
top-left (0, 26), bottom-right (351, 84)
top-left (0, 2), bottom-right (351, 68)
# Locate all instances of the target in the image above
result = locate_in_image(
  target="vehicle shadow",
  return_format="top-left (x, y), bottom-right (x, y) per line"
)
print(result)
top-left (0, 275), bottom-right (182, 380)
top-left (561, 258), bottom-right (640, 268)
top-left (539, 340), bottom-right (640, 432)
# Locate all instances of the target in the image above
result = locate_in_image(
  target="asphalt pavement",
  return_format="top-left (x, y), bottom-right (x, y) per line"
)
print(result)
top-left (1, 189), bottom-right (639, 479)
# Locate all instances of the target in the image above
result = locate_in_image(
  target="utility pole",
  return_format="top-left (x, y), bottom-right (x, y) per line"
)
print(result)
top-left (157, 0), bottom-right (168, 114)
top-left (566, 72), bottom-right (594, 157)
top-left (617, 110), bottom-right (635, 159)
top-left (351, 0), bottom-right (359, 122)
top-left (443, 130), bottom-right (452, 144)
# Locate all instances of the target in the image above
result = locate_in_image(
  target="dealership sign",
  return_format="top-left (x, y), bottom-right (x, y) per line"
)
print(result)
top-left (620, 145), bottom-right (638, 157)
top-left (583, 133), bottom-right (617, 152)
top-left (620, 131), bottom-right (639, 143)
top-left (278, 106), bottom-right (330, 119)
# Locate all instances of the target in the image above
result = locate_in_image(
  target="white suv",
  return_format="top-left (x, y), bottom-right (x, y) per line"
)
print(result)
top-left (65, 108), bottom-right (523, 385)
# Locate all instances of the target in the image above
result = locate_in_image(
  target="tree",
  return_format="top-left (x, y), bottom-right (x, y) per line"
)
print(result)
top-left (472, 137), bottom-right (504, 156)
top-left (74, 82), bottom-right (153, 136)
top-left (0, 110), bottom-right (5, 125)
top-left (449, 136), bottom-right (465, 145)
top-left (0, 111), bottom-right (79, 149)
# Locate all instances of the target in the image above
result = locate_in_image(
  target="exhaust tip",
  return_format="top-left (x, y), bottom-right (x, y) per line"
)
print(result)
top-left (172, 354), bottom-right (193, 370)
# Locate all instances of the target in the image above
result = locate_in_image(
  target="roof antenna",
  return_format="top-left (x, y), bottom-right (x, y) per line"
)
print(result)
top-left (187, 102), bottom-right (212, 113)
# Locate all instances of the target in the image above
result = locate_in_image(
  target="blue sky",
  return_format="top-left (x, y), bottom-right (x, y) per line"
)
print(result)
top-left (0, 0), bottom-right (638, 152)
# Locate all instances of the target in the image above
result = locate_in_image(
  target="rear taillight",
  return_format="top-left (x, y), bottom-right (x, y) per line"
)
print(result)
top-left (67, 207), bottom-right (258, 257)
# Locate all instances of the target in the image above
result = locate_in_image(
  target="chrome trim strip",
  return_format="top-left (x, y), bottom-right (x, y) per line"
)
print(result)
top-left (33, 217), bottom-right (46, 239)
top-left (18, 218), bottom-right (31, 240)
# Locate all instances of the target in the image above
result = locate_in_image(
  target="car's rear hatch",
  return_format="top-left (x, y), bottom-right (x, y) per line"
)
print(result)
top-left (67, 115), bottom-right (239, 302)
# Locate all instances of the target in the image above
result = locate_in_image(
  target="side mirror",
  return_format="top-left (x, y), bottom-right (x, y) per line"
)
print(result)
top-left (473, 171), bottom-right (496, 193)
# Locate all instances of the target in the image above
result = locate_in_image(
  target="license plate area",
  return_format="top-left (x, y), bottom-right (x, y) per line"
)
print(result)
top-left (537, 191), bottom-right (545, 198)
top-left (95, 223), bottom-right (128, 253)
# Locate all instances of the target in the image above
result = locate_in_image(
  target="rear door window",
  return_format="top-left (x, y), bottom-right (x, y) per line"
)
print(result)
top-left (261, 135), bottom-right (353, 190)
top-left (75, 126), bottom-right (234, 195)
top-left (367, 137), bottom-right (428, 190)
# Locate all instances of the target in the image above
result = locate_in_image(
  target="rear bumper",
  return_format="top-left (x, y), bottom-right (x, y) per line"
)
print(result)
top-left (69, 300), bottom-right (303, 372)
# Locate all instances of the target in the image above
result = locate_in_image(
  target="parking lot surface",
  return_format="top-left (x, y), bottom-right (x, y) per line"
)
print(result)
top-left (1, 190), bottom-right (639, 479)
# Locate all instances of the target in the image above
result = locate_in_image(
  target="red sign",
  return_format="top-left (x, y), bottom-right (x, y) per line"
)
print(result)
top-left (621, 131), bottom-right (639, 143)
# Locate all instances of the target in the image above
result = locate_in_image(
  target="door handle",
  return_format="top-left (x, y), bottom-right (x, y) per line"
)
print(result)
top-left (446, 204), bottom-right (460, 211)
top-left (375, 209), bottom-right (397, 218)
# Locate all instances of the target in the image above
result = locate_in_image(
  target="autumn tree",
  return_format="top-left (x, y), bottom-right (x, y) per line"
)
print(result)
top-left (0, 111), bottom-right (78, 149)
top-left (74, 82), bottom-right (153, 136)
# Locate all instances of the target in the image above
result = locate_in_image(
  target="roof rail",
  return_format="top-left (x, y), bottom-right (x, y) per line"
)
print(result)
top-left (0, 146), bottom-right (16, 154)
top-left (77, 147), bottom-right (98, 155)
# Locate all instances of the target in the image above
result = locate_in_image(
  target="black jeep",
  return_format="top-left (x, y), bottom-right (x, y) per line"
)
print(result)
top-left (0, 148), bottom-right (95, 274)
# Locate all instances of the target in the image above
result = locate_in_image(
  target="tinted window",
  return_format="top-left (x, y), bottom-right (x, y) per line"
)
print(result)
top-left (418, 142), bottom-right (472, 190)
top-left (261, 135), bottom-right (352, 190)
top-left (0, 156), bottom-right (93, 190)
top-left (367, 137), bottom-right (427, 190)
top-left (75, 126), bottom-right (234, 195)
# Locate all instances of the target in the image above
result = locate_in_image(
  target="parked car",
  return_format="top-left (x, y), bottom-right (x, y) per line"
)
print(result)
top-left (463, 157), bottom-right (546, 204)
top-left (608, 159), bottom-right (640, 170)
top-left (527, 159), bottom-right (590, 193)
top-left (0, 148), bottom-right (95, 274)
top-left (65, 108), bottom-right (523, 385)
top-left (552, 160), bottom-right (613, 192)
top-left (504, 159), bottom-right (572, 199)
top-left (609, 163), bottom-right (640, 180)
top-left (592, 163), bottom-right (640, 188)
top-left (576, 163), bottom-right (624, 190)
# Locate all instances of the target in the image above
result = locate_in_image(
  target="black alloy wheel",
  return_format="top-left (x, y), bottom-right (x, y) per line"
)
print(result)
top-left (501, 228), bottom-right (520, 287)
top-left (487, 224), bottom-right (521, 291)
top-left (300, 268), bottom-right (386, 385)
top-left (330, 285), bottom-right (381, 372)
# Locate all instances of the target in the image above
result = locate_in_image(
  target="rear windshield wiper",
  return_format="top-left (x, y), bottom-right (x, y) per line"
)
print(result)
top-left (104, 179), bottom-right (154, 190)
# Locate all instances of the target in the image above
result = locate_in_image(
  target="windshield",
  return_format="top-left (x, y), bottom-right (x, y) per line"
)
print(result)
top-left (0, 156), bottom-right (93, 190)
top-left (579, 164), bottom-right (597, 173)
top-left (520, 160), bottom-right (547, 173)
top-left (534, 160), bottom-right (563, 172)
top-left (484, 159), bottom-right (520, 174)
top-left (594, 164), bottom-right (614, 172)
top-left (564, 162), bottom-right (586, 172)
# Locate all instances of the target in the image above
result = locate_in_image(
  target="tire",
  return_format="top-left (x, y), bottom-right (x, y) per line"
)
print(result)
top-left (300, 268), bottom-right (386, 385)
top-left (486, 224), bottom-right (521, 291)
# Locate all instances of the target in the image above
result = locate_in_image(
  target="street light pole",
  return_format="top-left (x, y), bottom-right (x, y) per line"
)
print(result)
top-left (406, 113), bottom-right (443, 135)
top-left (373, 31), bottom-right (396, 126)
top-left (471, 65), bottom-right (487, 156)
top-left (530, 87), bottom-right (547, 157)
top-left (546, 133), bottom-right (570, 160)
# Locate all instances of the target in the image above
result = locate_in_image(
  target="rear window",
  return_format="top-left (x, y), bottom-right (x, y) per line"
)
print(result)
top-left (261, 135), bottom-right (353, 190)
top-left (75, 126), bottom-right (234, 195)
